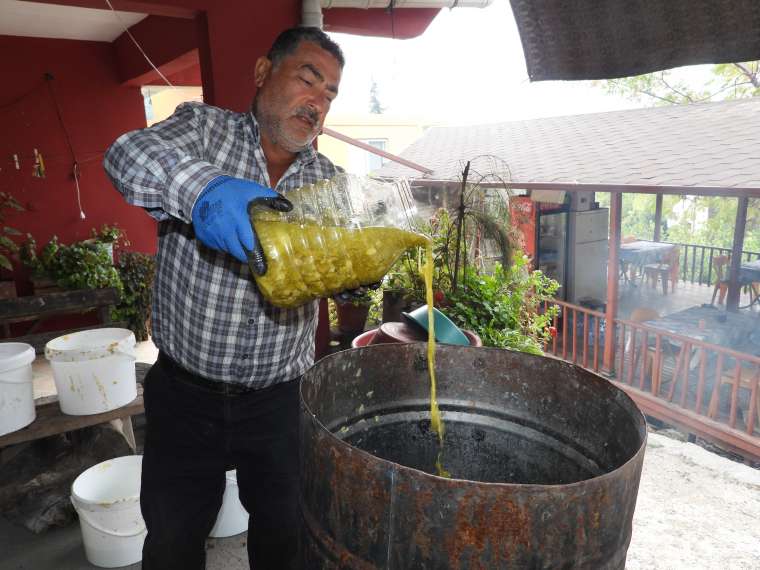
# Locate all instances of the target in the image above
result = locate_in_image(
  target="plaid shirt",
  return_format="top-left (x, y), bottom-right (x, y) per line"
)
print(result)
top-left (104, 102), bottom-right (338, 388)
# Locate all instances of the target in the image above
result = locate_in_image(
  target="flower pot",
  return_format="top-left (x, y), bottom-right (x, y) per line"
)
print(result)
top-left (0, 279), bottom-right (17, 299)
top-left (335, 301), bottom-right (370, 334)
top-left (382, 289), bottom-right (417, 324)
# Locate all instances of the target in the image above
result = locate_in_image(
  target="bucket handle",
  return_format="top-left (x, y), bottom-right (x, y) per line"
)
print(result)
top-left (71, 500), bottom-right (146, 538)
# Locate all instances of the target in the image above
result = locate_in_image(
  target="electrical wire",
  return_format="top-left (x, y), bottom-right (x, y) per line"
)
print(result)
top-left (103, 0), bottom-right (175, 88)
top-left (44, 74), bottom-right (87, 220)
top-left (0, 80), bottom-right (46, 112)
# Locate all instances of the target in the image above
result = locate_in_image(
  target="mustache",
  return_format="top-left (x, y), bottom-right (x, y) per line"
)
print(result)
top-left (294, 107), bottom-right (319, 128)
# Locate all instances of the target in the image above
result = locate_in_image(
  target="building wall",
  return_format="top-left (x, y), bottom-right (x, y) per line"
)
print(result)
top-left (318, 114), bottom-right (432, 175)
top-left (144, 86), bottom-right (203, 126)
top-left (0, 34), bottom-right (157, 292)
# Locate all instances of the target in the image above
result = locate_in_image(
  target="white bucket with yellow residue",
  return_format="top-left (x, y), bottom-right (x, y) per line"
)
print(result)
top-left (45, 328), bottom-right (137, 415)
top-left (71, 455), bottom-right (146, 567)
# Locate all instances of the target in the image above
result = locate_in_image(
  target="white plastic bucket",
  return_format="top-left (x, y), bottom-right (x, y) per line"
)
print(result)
top-left (210, 470), bottom-right (249, 538)
top-left (45, 328), bottom-right (137, 415)
top-left (0, 342), bottom-right (36, 436)
top-left (71, 455), bottom-right (146, 568)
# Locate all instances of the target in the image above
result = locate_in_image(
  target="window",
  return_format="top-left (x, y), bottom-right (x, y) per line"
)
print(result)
top-left (364, 139), bottom-right (387, 173)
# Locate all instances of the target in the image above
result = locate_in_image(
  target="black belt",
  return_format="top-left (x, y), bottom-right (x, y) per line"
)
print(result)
top-left (158, 352), bottom-right (254, 396)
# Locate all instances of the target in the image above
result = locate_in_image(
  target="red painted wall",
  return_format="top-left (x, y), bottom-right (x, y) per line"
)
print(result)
top-left (0, 35), bottom-right (157, 292)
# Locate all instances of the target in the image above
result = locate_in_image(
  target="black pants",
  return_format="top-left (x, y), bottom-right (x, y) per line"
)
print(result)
top-left (140, 353), bottom-right (301, 570)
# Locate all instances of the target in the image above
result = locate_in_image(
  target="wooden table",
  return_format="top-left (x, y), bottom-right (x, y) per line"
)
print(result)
top-left (620, 241), bottom-right (676, 285)
top-left (642, 305), bottom-right (759, 403)
top-left (739, 260), bottom-right (760, 308)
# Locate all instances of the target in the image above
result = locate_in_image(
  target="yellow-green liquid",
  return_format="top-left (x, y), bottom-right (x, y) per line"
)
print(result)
top-left (423, 242), bottom-right (450, 478)
top-left (253, 221), bottom-right (428, 308)
top-left (254, 220), bottom-right (448, 476)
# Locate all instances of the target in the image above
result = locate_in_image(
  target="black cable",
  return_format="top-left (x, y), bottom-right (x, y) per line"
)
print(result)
top-left (0, 80), bottom-right (46, 112)
top-left (44, 73), bottom-right (78, 164)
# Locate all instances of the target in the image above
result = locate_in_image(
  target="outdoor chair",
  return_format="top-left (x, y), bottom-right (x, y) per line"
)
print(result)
top-left (710, 255), bottom-right (730, 305)
top-left (707, 362), bottom-right (760, 433)
top-left (627, 307), bottom-right (661, 391)
top-left (644, 246), bottom-right (680, 294)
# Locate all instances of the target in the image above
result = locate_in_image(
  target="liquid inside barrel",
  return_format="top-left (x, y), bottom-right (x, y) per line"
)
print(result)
top-left (300, 344), bottom-right (647, 569)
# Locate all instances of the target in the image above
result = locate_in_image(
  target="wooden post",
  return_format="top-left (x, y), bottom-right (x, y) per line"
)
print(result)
top-left (653, 193), bottom-right (663, 242)
top-left (726, 196), bottom-right (749, 312)
top-left (603, 192), bottom-right (622, 374)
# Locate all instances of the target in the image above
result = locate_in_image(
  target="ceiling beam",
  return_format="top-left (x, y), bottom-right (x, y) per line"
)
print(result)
top-left (23, 0), bottom-right (197, 19)
top-left (113, 14), bottom-right (198, 85)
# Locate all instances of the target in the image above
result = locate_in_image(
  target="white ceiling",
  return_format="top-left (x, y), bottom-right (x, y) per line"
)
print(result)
top-left (0, 0), bottom-right (147, 42)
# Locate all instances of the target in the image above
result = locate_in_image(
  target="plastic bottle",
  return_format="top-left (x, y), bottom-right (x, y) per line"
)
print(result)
top-left (249, 173), bottom-right (428, 308)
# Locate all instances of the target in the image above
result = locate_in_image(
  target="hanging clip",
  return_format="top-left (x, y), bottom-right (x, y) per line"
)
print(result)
top-left (32, 148), bottom-right (46, 178)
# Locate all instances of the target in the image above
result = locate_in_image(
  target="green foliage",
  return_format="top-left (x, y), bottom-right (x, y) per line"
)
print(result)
top-left (91, 223), bottom-right (130, 248)
top-left (445, 256), bottom-right (559, 355)
top-left (366, 288), bottom-right (383, 327)
top-left (20, 235), bottom-right (123, 293)
top-left (384, 209), bottom-right (559, 354)
top-left (112, 252), bottom-right (156, 341)
top-left (0, 192), bottom-right (25, 272)
top-left (599, 61), bottom-right (760, 105)
top-left (386, 214), bottom-right (451, 301)
top-left (598, 194), bottom-right (760, 253)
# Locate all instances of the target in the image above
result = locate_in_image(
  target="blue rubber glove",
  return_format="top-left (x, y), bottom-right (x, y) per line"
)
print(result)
top-left (192, 176), bottom-right (292, 273)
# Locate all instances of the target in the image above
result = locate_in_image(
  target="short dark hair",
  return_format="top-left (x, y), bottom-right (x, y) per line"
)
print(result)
top-left (267, 27), bottom-right (345, 69)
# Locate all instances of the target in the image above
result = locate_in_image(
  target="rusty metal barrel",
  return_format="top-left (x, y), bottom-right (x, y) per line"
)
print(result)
top-left (300, 344), bottom-right (646, 569)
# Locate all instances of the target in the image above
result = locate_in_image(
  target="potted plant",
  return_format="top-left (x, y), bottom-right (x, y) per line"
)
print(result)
top-left (0, 191), bottom-right (25, 298)
top-left (20, 235), bottom-right (123, 295)
top-left (112, 252), bottom-right (156, 341)
top-left (89, 224), bottom-right (130, 262)
top-left (334, 290), bottom-right (373, 334)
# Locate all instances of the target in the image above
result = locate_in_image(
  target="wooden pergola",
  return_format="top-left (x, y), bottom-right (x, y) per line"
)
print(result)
top-left (495, 182), bottom-right (758, 370)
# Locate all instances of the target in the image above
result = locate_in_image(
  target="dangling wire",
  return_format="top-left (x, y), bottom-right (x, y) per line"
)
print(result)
top-left (45, 73), bottom-right (86, 220)
top-left (103, 0), bottom-right (175, 88)
top-left (73, 162), bottom-right (86, 220)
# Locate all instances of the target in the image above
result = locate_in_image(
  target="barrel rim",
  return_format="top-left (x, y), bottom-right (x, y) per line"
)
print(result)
top-left (302, 343), bottom-right (648, 489)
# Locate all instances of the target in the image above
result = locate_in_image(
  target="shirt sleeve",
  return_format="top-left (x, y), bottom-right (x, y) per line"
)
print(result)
top-left (103, 102), bottom-right (225, 223)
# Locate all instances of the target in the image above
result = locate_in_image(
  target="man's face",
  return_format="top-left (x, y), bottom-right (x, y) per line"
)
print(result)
top-left (254, 41), bottom-right (342, 153)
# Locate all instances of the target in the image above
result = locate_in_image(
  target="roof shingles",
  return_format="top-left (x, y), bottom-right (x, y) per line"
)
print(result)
top-left (376, 98), bottom-right (760, 190)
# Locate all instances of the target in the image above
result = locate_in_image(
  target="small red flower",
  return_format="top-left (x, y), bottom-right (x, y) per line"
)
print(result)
top-left (433, 290), bottom-right (446, 305)
top-left (548, 326), bottom-right (557, 338)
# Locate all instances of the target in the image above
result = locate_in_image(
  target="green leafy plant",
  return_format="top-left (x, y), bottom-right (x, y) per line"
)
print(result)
top-left (445, 255), bottom-right (559, 355)
top-left (384, 206), bottom-right (558, 354)
top-left (112, 252), bottom-right (155, 341)
top-left (20, 235), bottom-right (123, 293)
top-left (0, 192), bottom-right (25, 272)
top-left (91, 223), bottom-right (129, 246)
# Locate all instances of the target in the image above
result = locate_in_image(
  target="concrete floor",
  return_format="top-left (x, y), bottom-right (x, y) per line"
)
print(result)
top-left (0, 516), bottom-right (250, 570)
top-left (2, 338), bottom-right (251, 570)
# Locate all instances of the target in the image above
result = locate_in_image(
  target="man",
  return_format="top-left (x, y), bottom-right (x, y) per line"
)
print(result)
top-left (104, 27), bottom-right (344, 570)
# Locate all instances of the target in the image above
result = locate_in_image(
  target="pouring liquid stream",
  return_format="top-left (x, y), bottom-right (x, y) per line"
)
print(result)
top-left (423, 241), bottom-right (450, 478)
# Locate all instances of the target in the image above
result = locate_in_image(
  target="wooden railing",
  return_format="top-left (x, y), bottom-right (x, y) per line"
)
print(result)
top-left (636, 240), bottom-right (760, 286)
top-left (543, 299), bottom-right (606, 373)
top-left (542, 299), bottom-right (760, 459)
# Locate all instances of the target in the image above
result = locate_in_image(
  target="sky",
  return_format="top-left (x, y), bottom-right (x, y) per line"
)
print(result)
top-left (327, 0), bottom-right (641, 125)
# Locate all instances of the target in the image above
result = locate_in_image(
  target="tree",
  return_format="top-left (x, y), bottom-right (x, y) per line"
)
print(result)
top-left (600, 61), bottom-right (760, 105)
top-left (369, 79), bottom-right (384, 114)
